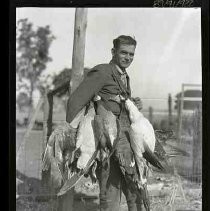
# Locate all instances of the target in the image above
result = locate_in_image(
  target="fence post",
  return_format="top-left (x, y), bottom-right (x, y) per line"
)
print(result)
top-left (168, 93), bottom-right (172, 129)
top-left (149, 106), bottom-right (153, 124)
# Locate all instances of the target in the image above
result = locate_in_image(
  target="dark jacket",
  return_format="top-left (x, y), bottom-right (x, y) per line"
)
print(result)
top-left (66, 62), bottom-right (131, 123)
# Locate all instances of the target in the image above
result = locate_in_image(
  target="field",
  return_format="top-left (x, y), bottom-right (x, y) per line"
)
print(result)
top-left (16, 125), bottom-right (202, 211)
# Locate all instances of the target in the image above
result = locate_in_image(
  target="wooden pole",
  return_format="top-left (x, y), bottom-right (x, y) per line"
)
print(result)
top-left (70, 8), bottom-right (88, 94)
top-left (58, 8), bottom-right (88, 211)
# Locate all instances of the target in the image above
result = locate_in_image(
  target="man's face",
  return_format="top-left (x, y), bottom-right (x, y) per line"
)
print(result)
top-left (112, 44), bottom-right (136, 69)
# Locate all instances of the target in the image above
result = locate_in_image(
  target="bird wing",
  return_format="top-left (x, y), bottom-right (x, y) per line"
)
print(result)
top-left (76, 106), bottom-right (96, 170)
top-left (130, 118), bottom-right (156, 153)
top-left (42, 122), bottom-right (78, 191)
top-left (42, 134), bottom-right (65, 190)
top-left (154, 138), bottom-right (167, 161)
top-left (42, 123), bottom-right (76, 170)
top-left (95, 104), bottom-right (119, 149)
top-left (142, 142), bottom-right (165, 171)
top-left (93, 115), bottom-right (106, 149)
top-left (138, 118), bottom-right (156, 152)
top-left (129, 121), bottom-right (165, 171)
top-left (42, 133), bottom-right (56, 171)
top-left (103, 110), bottom-right (118, 147)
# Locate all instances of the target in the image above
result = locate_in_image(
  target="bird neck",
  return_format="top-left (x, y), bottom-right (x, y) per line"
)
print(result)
top-left (125, 99), bottom-right (143, 122)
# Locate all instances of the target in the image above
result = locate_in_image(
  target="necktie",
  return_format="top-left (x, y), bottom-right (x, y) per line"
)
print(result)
top-left (121, 73), bottom-right (127, 88)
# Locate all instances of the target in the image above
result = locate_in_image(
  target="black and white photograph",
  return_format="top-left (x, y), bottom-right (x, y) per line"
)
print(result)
top-left (16, 7), bottom-right (202, 211)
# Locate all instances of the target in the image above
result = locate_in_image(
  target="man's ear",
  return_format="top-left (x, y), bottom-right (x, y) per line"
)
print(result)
top-left (111, 48), bottom-right (115, 57)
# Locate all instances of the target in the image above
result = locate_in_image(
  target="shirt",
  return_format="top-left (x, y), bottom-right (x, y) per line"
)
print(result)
top-left (115, 65), bottom-right (128, 88)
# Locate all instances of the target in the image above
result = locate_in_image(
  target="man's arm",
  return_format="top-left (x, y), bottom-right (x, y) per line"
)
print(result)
top-left (66, 69), bottom-right (108, 123)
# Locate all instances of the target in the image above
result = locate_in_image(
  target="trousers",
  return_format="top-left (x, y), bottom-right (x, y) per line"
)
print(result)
top-left (96, 109), bottom-right (144, 211)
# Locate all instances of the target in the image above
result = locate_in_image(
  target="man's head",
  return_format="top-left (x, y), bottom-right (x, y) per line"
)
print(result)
top-left (111, 35), bottom-right (137, 70)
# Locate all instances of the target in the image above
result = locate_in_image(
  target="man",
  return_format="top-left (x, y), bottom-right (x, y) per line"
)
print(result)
top-left (66, 35), bottom-right (143, 211)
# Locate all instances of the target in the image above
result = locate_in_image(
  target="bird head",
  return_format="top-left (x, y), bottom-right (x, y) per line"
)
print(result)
top-left (119, 92), bottom-right (129, 101)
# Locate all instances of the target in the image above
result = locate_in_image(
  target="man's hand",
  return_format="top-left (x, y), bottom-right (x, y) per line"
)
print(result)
top-left (132, 97), bottom-right (143, 111)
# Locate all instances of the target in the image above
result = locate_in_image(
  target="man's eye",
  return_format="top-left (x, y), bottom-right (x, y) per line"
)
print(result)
top-left (121, 52), bottom-right (127, 55)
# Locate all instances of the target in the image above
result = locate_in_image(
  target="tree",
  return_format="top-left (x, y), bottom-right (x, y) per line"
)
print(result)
top-left (16, 18), bottom-right (55, 112)
top-left (16, 92), bottom-right (30, 111)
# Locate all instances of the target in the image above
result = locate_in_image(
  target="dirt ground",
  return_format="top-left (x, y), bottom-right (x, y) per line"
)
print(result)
top-left (16, 170), bottom-right (202, 211)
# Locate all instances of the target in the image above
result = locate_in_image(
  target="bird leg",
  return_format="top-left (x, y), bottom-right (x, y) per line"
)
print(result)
top-left (136, 157), bottom-right (148, 187)
top-left (89, 161), bottom-right (98, 184)
top-left (142, 183), bottom-right (150, 211)
top-left (99, 147), bottom-right (110, 163)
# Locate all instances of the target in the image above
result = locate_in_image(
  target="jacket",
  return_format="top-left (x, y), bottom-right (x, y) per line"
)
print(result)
top-left (66, 62), bottom-right (131, 123)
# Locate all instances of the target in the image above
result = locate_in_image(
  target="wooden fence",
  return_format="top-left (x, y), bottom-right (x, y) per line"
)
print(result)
top-left (192, 103), bottom-right (202, 183)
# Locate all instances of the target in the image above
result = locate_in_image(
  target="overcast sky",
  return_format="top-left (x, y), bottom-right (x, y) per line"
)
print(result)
top-left (16, 8), bottom-right (201, 110)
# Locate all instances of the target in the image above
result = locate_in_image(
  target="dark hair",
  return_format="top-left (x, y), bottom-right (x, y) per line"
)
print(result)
top-left (113, 35), bottom-right (137, 49)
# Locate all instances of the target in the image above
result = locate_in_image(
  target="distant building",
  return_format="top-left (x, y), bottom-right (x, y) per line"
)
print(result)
top-left (174, 89), bottom-right (202, 110)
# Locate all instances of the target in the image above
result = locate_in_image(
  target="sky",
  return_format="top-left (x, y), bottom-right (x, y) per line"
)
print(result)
top-left (16, 8), bottom-right (202, 110)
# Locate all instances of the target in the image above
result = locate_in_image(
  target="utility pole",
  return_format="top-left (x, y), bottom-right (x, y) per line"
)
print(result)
top-left (58, 8), bottom-right (88, 211)
top-left (70, 8), bottom-right (88, 94)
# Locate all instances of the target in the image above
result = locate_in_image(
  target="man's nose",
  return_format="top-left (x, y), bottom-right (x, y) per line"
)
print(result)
top-left (125, 54), bottom-right (131, 60)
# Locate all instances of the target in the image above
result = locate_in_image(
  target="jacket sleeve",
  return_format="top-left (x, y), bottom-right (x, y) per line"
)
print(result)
top-left (66, 68), bottom-right (109, 123)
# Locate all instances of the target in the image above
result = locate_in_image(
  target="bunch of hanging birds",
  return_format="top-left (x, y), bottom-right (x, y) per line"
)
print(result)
top-left (42, 94), bottom-right (169, 210)
top-left (42, 98), bottom-right (120, 194)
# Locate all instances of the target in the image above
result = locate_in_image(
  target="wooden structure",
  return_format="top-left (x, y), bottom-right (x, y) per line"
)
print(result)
top-left (177, 83), bottom-right (202, 142)
top-left (41, 8), bottom-right (88, 211)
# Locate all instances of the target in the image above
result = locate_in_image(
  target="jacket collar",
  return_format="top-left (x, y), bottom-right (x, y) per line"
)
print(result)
top-left (109, 60), bottom-right (127, 75)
